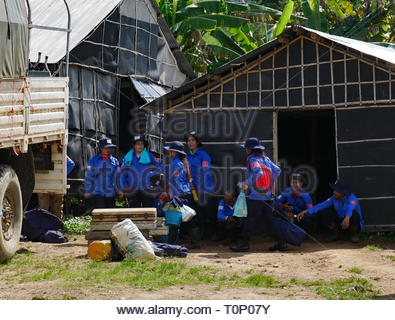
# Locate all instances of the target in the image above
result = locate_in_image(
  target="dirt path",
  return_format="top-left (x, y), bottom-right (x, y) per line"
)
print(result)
top-left (0, 236), bottom-right (394, 300)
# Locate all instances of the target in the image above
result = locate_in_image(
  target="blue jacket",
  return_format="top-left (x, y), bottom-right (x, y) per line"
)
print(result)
top-left (187, 148), bottom-right (214, 194)
top-left (120, 150), bottom-right (163, 191)
top-left (84, 154), bottom-right (120, 197)
top-left (246, 154), bottom-right (281, 201)
top-left (276, 187), bottom-right (313, 214)
top-left (169, 155), bottom-right (191, 197)
top-left (307, 193), bottom-right (364, 229)
top-left (66, 155), bottom-right (75, 175)
top-left (217, 199), bottom-right (235, 222)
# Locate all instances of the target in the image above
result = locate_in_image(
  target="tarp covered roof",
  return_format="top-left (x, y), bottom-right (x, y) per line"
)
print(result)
top-left (302, 27), bottom-right (395, 66)
top-left (142, 25), bottom-right (395, 111)
top-left (28, 0), bottom-right (121, 63)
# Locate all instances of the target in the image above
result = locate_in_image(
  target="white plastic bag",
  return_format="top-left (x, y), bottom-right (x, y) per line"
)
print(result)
top-left (180, 205), bottom-right (196, 222)
top-left (110, 219), bottom-right (156, 260)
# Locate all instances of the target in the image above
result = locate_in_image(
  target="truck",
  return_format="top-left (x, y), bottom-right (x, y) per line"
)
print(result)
top-left (0, 0), bottom-right (70, 261)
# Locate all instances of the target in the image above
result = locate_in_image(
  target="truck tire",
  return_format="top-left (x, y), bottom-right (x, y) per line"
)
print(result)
top-left (0, 165), bottom-right (23, 262)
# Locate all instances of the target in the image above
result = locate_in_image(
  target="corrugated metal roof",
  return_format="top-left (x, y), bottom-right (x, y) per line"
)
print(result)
top-left (300, 26), bottom-right (395, 66)
top-left (131, 77), bottom-right (170, 102)
top-left (28, 0), bottom-right (121, 63)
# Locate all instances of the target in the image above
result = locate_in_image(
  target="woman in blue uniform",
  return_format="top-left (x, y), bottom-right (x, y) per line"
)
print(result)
top-left (230, 137), bottom-right (286, 252)
top-left (165, 141), bottom-right (201, 249)
top-left (120, 136), bottom-right (162, 208)
top-left (185, 131), bottom-right (215, 237)
top-left (84, 137), bottom-right (120, 209)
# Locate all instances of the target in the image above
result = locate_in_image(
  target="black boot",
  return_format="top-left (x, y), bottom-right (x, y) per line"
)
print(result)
top-left (167, 226), bottom-right (179, 244)
top-left (187, 228), bottom-right (201, 249)
top-left (268, 241), bottom-right (288, 252)
top-left (325, 228), bottom-right (340, 242)
top-left (230, 242), bottom-right (249, 252)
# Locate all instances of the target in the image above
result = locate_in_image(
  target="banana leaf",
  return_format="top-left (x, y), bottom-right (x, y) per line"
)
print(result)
top-left (210, 29), bottom-right (246, 55)
top-left (171, 16), bottom-right (217, 35)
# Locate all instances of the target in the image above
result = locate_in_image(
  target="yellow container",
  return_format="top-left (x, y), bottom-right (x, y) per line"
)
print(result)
top-left (88, 240), bottom-right (113, 261)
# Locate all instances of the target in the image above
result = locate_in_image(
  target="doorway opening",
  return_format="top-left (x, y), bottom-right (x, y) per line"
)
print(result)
top-left (277, 110), bottom-right (337, 203)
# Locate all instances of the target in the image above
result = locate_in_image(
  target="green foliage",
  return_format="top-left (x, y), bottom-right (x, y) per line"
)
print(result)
top-left (62, 216), bottom-right (92, 234)
top-left (365, 244), bottom-right (385, 252)
top-left (315, 277), bottom-right (379, 300)
top-left (347, 267), bottom-right (363, 274)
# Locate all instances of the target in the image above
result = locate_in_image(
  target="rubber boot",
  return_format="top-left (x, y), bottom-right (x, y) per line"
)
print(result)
top-left (268, 241), bottom-right (288, 252)
top-left (187, 228), bottom-right (201, 249)
top-left (167, 226), bottom-right (179, 244)
top-left (325, 226), bottom-right (340, 242)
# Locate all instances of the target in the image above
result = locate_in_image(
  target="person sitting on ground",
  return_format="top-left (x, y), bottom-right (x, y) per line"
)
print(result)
top-left (276, 173), bottom-right (315, 232)
top-left (213, 191), bottom-right (244, 244)
top-left (297, 179), bottom-right (364, 243)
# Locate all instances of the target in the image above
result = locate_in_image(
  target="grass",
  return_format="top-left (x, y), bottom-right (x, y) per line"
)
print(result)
top-left (361, 232), bottom-right (395, 243)
top-left (315, 277), bottom-right (379, 300)
top-left (0, 251), bottom-right (380, 300)
top-left (62, 216), bottom-right (92, 234)
top-left (365, 244), bottom-right (385, 252)
top-left (385, 255), bottom-right (395, 262)
top-left (347, 267), bottom-right (363, 274)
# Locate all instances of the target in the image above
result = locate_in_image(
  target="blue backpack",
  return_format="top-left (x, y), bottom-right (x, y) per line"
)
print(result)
top-left (273, 217), bottom-right (306, 246)
top-left (22, 208), bottom-right (68, 243)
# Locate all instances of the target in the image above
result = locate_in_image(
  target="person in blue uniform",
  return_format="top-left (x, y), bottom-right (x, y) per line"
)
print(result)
top-left (214, 191), bottom-right (243, 244)
top-left (120, 136), bottom-right (163, 208)
top-left (276, 173), bottom-right (315, 232)
top-left (297, 179), bottom-right (364, 243)
top-left (165, 141), bottom-right (201, 249)
top-left (84, 137), bottom-right (120, 209)
top-left (185, 131), bottom-right (215, 237)
top-left (230, 137), bottom-right (286, 252)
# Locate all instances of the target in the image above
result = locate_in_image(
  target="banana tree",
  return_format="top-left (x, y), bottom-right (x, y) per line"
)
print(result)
top-left (156, 0), bottom-right (299, 74)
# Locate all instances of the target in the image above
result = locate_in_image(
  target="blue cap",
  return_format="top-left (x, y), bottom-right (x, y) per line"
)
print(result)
top-left (241, 137), bottom-right (265, 150)
top-left (164, 141), bottom-right (186, 155)
top-left (98, 137), bottom-right (116, 149)
top-left (329, 179), bottom-right (350, 195)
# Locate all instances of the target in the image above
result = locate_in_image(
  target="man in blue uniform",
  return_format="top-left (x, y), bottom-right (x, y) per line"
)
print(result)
top-left (185, 131), bottom-right (215, 237)
top-left (230, 137), bottom-right (285, 252)
top-left (214, 191), bottom-right (243, 244)
top-left (276, 173), bottom-right (315, 232)
top-left (120, 136), bottom-right (163, 208)
top-left (84, 137), bottom-right (120, 209)
top-left (297, 179), bottom-right (364, 243)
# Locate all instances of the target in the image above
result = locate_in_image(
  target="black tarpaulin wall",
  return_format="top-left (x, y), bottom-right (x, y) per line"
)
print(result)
top-left (147, 32), bottom-right (395, 229)
top-left (65, 0), bottom-right (190, 194)
top-left (337, 107), bottom-right (395, 227)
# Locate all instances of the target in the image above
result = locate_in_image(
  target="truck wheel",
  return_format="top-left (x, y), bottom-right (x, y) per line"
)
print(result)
top-left (0, 165), bottom-right (23, 262)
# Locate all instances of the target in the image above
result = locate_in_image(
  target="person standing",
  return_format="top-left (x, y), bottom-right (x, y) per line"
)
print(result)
top-left (185, 131), bottom-right (215, 237)
top-left (84, 137), bottom-right (120, 209)
top-left (165, 141), bottom-right (201, 249)
top-left (230, 137), bottom-right (285, 252)
top-left (120, 136), bottom-right (163, 208)
top-left (297, 179), bottom-right (364, 243)
top-left (38, 155), bottom-right (75, 218)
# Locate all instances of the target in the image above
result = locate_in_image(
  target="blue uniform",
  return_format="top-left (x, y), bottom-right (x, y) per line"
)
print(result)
top-left (120, 151), bottom-right (163, 191)
top-left (276, 187), bottom-right (313, 214)
top-left (84, 154), bottom-right (120, 197)
top-left (66, 155), bottom-right (75, 175)
top-left (187, 148), bottom-right (214, 194)
top-left (246, 154), bottom-right (281, 200)
top-left (307, 193), bottom-right (364, 229)
top-left (217, 200), bottom-right (235, 222)
top-left (169, 155), bottom-right (191, 197)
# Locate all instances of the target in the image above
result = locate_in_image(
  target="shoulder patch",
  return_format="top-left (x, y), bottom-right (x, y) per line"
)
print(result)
top-left (350, 200), bottom-right (356, 205)
top-left (251, 161), bottom-right (259, 168)
top-left (202, 161), bottom-right (209, 167)
top-left (173, 170), bottom-right (179, 177)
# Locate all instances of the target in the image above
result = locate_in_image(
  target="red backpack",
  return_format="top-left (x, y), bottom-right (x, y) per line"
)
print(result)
top-left (248, 157), bottom-right (273, 193)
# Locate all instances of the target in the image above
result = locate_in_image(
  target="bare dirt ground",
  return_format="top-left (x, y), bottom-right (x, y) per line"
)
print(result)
top-left (0, 235), bottom-right (394, 300)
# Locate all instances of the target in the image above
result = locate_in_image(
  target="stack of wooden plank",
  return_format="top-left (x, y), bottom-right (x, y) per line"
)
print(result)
top-left (85, 208), bottom-right (168, 241)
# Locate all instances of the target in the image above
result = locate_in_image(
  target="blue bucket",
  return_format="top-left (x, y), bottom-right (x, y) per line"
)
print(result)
top-left (165, 210), bottom-right (182, 227)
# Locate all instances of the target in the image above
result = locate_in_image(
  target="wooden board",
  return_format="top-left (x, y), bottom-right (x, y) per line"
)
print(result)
top-left (90, 221), bottom-right (156, 231)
